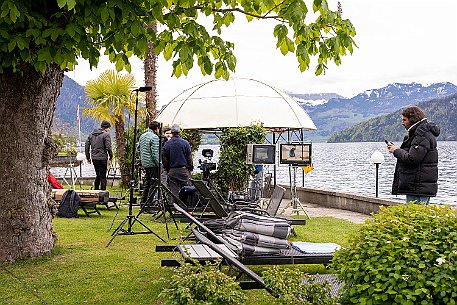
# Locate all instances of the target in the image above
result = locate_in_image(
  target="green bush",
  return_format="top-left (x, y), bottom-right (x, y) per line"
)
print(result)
top-left (159, 261), bottom-right (246, 305)
top-left (263, 266), bottom-right (338, 305)
top-left (332, 204), bottom-right (457, 305)
top-left (215, 124), bottom-right (266, 195)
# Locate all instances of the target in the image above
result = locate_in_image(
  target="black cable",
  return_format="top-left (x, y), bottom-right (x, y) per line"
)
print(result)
top-left (107, 203), bottom-right (121, 232)
top-left (0, 264), bottom-right (48, 304)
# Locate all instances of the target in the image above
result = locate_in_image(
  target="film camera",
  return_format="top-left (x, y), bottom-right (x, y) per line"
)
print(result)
top-left (198, 149), bottom-right (217, 180)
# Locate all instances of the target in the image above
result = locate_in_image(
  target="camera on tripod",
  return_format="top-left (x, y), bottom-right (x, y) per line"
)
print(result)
top-left (198, 149), bottom-right (217, 180)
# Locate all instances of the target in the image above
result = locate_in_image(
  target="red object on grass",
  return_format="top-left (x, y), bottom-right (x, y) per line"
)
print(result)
top-left (48, 173), bottom-right (63, 189)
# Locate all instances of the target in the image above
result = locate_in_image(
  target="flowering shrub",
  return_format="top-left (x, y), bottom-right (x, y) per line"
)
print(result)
top-left (159, 261), bottom-right (246, 305)
top-left (332, 204), bottom-right (457, 305)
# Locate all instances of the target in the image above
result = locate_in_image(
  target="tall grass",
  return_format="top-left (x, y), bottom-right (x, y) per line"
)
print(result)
top-left (0, 202), bottom-right (360, 305)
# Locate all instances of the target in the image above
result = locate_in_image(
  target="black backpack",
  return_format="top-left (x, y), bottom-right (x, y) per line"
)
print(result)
top-left (57, 190), bottom-right (80, 218)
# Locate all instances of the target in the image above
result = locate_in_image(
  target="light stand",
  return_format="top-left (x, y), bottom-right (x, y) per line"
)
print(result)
top-left (279, 165), bottom-right (311, 219)
top-left (136, 123), bottom-right (178, 239)
top-left (105, 87), bottom-right (165, 247)
top-left (370, 151), bottom-right (384, 198)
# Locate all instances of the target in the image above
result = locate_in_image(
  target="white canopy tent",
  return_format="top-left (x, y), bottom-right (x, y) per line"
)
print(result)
top-left (155, 78), bottom-right (317, 131)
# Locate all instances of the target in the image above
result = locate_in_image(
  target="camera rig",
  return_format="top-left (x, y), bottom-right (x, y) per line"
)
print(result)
top-left (198, 148), bottom-right (217, 181)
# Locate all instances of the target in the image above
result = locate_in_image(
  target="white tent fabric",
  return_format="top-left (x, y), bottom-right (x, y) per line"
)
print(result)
top-left (156, 78), bottom-right (317, 130)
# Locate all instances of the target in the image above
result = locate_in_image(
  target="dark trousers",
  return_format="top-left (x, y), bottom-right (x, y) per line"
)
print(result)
top-left (142, 166), bottom-right (159, 204)
top-left (168, 167), bottom-right (190, 204)
top-left (93, 159), bottom-right (108, 190)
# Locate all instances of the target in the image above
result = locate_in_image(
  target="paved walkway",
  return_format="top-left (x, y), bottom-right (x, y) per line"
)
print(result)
top-left (278, 199), bottom-right (372, 224)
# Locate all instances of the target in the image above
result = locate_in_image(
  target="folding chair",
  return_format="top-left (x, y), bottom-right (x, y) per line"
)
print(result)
top-left (190, 179), bottom-right (255, 218)
top-left (239, 185), bottom-right (306, 226)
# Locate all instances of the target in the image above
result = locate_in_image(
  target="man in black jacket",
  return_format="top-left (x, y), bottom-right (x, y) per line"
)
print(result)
top-left (85, 120), bottom-right (113, 190)
top-left (387, 106), bottom-right (440, 204)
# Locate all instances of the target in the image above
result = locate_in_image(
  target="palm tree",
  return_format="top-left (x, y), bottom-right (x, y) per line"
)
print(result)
top-left (83, 70), bottom-right (137, 186)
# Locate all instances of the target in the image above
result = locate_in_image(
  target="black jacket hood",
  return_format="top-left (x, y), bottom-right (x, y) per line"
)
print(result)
top-left (91, 128), bottom-right (104, 136)
top-left (411, 120), bottom-right (440, 138)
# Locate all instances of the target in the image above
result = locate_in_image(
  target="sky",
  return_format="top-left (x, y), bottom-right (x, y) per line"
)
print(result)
top-left (66, 0), bottom-right (457, 107)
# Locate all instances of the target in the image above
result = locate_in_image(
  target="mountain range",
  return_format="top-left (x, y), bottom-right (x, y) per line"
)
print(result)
top-left (54, 77), bottom-right (457, 142)
top-left (288, 82), bottom-right (457, 141)
top-left (328, 93), bottom-right (457, 142)
top-left (52, 76), bottom-right (98, 136)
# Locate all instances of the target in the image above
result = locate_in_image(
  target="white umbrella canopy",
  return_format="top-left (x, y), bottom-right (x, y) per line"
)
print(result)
top-left (156, 78), bottom-right (317, 130)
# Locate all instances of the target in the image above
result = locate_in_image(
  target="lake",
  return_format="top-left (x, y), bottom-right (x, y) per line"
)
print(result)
top-left (51, 141), bottom-right (457, 206)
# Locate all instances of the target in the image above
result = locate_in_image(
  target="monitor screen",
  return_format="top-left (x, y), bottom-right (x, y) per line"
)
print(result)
top-left (246, 144), bottom-right (276, 164)
top-left (279, 143), bottom-right (312, 165)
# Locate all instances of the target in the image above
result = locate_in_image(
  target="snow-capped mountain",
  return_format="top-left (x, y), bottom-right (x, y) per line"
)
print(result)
top-left (301, 82), bottom-right (457, 140)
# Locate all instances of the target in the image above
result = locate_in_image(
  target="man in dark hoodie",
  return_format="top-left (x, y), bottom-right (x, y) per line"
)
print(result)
top-left (387, 106), bottom-right (440, 204)
top-left (85, 120), bottom-right (113, 190)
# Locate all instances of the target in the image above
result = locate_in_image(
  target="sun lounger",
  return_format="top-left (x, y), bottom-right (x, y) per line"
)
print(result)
top-left (159, 203), bottom-right (334, 267)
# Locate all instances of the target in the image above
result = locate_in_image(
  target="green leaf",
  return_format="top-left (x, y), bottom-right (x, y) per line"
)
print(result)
top-left (66, 0), bottom-right (76, 10)
top-left (57, 0), bottom-right (66, 9)
top-left (174, 62), bottom-right (182, 77)
top-left (163, 43), bottom-right (173, 61)
top-left (8, 3), bottom-right (19, 23)
top-left (100, 6), bottom-right (109, 23)
top-left (37, 48), bottom-right (52, 62)
top-left (7, 38), bottom-right (16, 52)
top-left (51, 29), bottom-right (60, 41)
top-left (214, 62), bottom-right (223, 79)
top-left (16, 37), bottom-right (28, 50)
top-left (66, 24), bottom-right (76, 37)
top-left (315, 62), bottom-right (324, 75)
top-left (279, 40), bottom-right (288, 55)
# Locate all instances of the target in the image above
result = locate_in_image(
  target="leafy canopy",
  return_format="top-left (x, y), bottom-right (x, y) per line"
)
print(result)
top-left (0, 0), bottom-right (356, 78)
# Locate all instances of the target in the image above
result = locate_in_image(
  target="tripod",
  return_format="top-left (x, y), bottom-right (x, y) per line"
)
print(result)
top-left (136, 124), bottom-right (178, 239)
top-left (105, 87), bottom-right (165, 248)
top-left (280, 165), bottom-right (311, 219)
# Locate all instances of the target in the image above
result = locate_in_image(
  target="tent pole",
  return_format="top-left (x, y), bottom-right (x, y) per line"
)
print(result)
top-left (273, 132), bottom-right (276, 187)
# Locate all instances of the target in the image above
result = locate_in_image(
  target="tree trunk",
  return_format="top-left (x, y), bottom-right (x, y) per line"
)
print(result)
top-left (0, 64), bottom-right (63, 262)
top-left (114, 115), bottom-right (130, 186)
top-left (144, 22), bottom-right (158, 125)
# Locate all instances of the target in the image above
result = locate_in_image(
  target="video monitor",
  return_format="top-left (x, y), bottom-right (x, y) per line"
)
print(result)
top-left (279, 143), bottom-right (312, 165)
top-left (246, 144), bottom-right (276, 165)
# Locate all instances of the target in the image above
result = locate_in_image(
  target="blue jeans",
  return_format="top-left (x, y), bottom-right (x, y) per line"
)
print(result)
top-left (406, 195), bottom-right (430, 205)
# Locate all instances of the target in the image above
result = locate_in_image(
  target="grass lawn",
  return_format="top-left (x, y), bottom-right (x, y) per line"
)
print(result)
top-left (0, 197), bottom-right (361, 305)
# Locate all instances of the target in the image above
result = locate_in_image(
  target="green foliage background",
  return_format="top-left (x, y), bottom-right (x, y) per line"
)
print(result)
top-left (0, 0), bottom-right (356, 78)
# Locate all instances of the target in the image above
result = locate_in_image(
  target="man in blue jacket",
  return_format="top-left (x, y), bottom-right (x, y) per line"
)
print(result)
top-left (139, 121), bottom-right (160, 204)
top-left (162, 124), bottom-right (193, 203)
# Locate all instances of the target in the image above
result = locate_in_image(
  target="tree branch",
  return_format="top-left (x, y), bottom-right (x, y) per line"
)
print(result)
top-left (192, 6), bottom-right (284, 21)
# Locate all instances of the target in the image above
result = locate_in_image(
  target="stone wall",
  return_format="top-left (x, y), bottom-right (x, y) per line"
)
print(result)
top-left (281, 185), bottom-right (401, 215)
